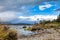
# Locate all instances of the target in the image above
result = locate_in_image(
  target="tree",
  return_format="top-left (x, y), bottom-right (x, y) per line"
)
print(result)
top-left (40, 20), bottom-right (51, 24)
top-left (56, 14), bottom-right (60, 22)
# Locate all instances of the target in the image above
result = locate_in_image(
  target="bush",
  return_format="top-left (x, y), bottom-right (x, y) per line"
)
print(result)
top-left (0, 25), bottom-right (17, 40)
top-left (4, 30), bottom-right (17, 40)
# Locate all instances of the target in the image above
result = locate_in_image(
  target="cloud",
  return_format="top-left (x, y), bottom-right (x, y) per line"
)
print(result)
top-left (0, 0), bottom-right (56, 6)
top-left (0, 0), bottom-right (58, 12)
top-left (0, 0), bottom-right (59, 23)
top-left (39, 3), bottom-right (53, 10)
top-left (18, 15), bottom-right (57, 21)
top-left (0, 11), bottom-right (17, 22)
top-left (53, 8), bottom-right (60, 15)
top-left (54, 8), bottom-right (60, 11)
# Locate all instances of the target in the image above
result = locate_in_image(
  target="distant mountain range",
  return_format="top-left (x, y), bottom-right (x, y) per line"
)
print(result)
top-left (0, 22), bottom-right (33, 25)
top-left (0, 18), bottom-right (35, 25)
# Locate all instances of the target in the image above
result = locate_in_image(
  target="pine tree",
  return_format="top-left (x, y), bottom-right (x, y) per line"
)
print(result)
top-left (56, 14), bottom-right (60, 22)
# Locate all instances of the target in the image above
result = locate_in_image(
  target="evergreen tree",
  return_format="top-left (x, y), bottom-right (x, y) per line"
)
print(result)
top-left (56, 14), bottom-right (60, 22)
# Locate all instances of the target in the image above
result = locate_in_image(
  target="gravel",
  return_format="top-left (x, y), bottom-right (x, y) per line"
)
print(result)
top-left (18, 28), bottom-right (60, 40)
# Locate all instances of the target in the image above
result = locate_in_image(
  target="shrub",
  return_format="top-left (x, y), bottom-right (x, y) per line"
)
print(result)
top-left (0, 24), bottom-right (17, 40)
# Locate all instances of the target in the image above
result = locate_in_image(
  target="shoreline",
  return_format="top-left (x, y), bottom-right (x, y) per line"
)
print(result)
top-left (18, 28), bottom-right (60, 40)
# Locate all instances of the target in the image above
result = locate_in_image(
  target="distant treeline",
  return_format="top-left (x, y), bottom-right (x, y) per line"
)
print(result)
top-left (0, 23), bottom-right (33, 25)
top-left (40, 14), bottom-right (60, 24)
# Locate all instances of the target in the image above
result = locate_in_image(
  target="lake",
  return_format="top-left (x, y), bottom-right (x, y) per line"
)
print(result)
top-left (8, 25), bottom-right (37, 36)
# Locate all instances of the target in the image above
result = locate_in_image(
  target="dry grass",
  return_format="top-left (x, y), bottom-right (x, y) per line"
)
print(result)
top-left (0, 24), bottom-right (17, 40)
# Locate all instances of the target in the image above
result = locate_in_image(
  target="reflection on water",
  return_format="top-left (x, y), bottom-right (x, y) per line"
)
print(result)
top-left (17, 29), bottom-right (35, 36)
top-left (8, 25), bottom-right (36, 36)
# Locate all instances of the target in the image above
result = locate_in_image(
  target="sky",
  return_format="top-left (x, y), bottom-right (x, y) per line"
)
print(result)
top-left (0, 0), bottom-right (60, 24)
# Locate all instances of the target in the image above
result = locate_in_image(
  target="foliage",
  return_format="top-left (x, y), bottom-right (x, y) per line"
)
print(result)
top-left (31, 14), bottom-right (60, 30)
top-left (40, 20), bottom-right (51, 24)
top-left (26, 14), bottom-right (60, 31)
top-left (0, 25), bottom-right (17, 40)
top-left (56, 14), bottom-right (60, 22)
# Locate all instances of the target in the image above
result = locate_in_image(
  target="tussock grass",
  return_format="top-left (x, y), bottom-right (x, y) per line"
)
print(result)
top-left (0, 24), bottom-right (17, 40)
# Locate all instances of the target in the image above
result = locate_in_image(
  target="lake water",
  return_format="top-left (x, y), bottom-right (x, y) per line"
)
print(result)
top-left (8, 25), bottom-right (37, 36)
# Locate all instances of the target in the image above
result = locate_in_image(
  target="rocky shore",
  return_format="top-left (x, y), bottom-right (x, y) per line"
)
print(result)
top-left (18, 28), bottom-right (60, 40)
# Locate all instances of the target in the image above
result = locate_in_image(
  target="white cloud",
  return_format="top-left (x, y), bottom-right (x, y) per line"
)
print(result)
top-left (0, 6), bottom-right (4, 9)
top-left (0, 0), bottom-right (55, 6)
top-left (18, 15), bottom-right (57, 21)
top-left (0, 0), bottom-right (57, 12)
top-left (0, 11), bottom-right (16, 22)
top-left (39, 4), bottom-right (53, 10)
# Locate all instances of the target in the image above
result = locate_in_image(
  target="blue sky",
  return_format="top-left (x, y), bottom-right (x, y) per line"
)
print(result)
top-left (0, 0), bottom-right (60, 24)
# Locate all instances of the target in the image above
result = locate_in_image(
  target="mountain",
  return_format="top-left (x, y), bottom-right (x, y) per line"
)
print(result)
top-left (0, 18), bottom-right (35, 25)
